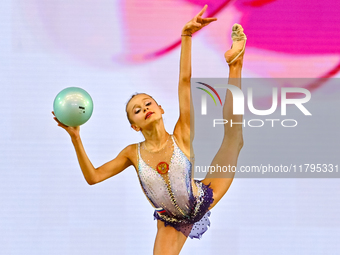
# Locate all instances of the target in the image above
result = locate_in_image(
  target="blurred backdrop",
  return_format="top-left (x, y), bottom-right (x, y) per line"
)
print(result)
top-left (1, 0), bottom-right (340, 254)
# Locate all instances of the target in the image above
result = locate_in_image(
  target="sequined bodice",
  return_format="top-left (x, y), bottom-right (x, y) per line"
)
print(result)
top-left (137, 135), bottom-right (197, 218)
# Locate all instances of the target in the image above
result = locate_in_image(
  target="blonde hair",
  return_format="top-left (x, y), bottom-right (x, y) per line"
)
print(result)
top-left (125, 93), bottom-right (158, 124)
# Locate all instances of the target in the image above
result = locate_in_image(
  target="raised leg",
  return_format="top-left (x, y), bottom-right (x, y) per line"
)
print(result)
top-left (201, 35), bottom-right (245, 210)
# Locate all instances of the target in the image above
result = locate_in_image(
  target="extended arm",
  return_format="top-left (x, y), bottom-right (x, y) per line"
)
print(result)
top-left (174, 33), bottom-right (192, 144)
top-left (174, 5), bottom-right (217, 147)
top-left (52, 112), bottom-right (132, 185)
top-left (71, 136), bottom-right (97, 185)
top-left (71, 137), bottom-right (133, 185)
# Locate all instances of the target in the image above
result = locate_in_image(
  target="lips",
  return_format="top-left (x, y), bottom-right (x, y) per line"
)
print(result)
top-left (145, 112), bottom-right (154, 119)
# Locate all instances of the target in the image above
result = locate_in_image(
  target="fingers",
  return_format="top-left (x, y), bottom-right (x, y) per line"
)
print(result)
top-left (52, 111), bottom-right (68, 128)
top-left (186, 5), bottom-right (216, 33)
top-left (194, 5), bottom-right (217, 25)
top-left (53, 117), bottom-right (63, 127)
top-left (203, 17), bottom-right (217, 22)
top-left (52, 111), bottom-right (59, 124)
top-left (194, 17), bottom-right (217, 30)
top-left (192, 14), bottom-right (201, 26)
top-left (196, 4), bottom-right (208, 17)
top-left (202, 18), bottom-right (217, 27)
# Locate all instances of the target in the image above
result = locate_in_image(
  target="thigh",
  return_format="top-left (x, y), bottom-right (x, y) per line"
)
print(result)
top-left (153, 220), bottom-right (188, 255)
top-left (201, 140), bottom-right (242, 210)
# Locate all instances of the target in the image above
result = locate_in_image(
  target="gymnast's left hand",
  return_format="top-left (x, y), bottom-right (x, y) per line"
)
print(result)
top-left (181, 4), bottom-right (217, 35)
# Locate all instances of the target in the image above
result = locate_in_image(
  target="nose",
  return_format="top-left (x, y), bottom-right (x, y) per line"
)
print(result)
top-left (143, 107), bottom-right (149, 112)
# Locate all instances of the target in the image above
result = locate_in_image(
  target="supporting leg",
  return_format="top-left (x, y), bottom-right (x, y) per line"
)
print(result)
top-left (153, 220), bottom-right (188, 255)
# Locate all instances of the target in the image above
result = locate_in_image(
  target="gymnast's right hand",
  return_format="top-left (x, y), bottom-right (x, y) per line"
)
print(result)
top-left (52, 111), bottom-right (80, 140)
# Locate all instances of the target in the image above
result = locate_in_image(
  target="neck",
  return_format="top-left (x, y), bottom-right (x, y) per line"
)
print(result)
top-left (141, 119), bottom-right (169, 150)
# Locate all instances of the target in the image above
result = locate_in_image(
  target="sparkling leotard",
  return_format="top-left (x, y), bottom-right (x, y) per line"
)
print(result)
top-left (137, 135), bottom-right (214, 239)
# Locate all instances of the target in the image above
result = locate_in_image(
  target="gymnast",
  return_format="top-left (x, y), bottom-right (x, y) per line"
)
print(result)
top-left (52, 4), bottom-right (246, 255)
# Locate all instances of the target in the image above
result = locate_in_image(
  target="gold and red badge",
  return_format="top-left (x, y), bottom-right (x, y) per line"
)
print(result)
top-left (156, 162), bottom-right (169, 174)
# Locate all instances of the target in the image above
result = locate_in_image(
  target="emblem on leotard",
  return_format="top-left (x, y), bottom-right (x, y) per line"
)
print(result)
top-left (155, 207), bottom-right (166, 214)
top-left (156, 162), bottom-right (169, 174)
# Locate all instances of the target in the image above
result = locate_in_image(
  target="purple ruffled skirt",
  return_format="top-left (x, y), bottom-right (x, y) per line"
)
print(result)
top-left (153, 181), bottom-right (214, 239)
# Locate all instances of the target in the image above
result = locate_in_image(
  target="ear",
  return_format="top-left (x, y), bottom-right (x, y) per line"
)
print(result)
top-left (131, 124), bottom-right (142, 132)
top-left (159, 105), bottom-right (165, 114)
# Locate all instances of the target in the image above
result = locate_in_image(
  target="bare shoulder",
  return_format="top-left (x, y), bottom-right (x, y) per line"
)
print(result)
top-left (124, 143), bottom-right (139, 170)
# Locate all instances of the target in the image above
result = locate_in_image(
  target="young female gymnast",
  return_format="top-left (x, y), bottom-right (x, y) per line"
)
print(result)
top-left (52, 5), bottom-right (245, 255)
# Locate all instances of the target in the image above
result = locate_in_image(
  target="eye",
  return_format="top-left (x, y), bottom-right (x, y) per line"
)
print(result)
top-left (135, 108), bottom-right (141, 114)
top-left (146, 102), bottom-right (151, 106)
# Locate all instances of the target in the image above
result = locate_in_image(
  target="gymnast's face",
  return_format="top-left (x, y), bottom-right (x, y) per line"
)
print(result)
top-left (126, 94), bottom-right (164, 131)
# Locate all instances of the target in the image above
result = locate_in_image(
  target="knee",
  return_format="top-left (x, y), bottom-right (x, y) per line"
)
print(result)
top-left (223, 133), bottom-right (243, 150)
top-left (234, 133), bottom-right (244, 151)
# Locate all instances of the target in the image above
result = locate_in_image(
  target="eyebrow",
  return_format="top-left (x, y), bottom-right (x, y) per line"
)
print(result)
top-left (132, 97), bottom-right (150, 111)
